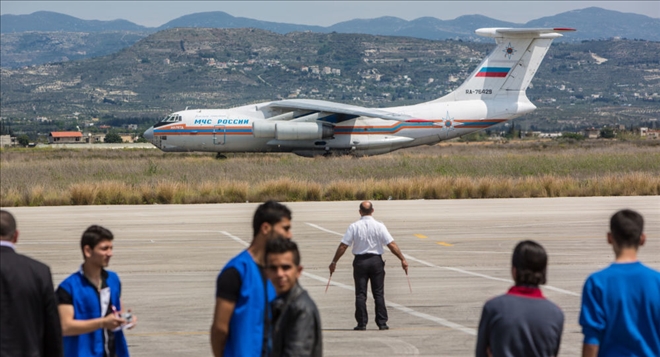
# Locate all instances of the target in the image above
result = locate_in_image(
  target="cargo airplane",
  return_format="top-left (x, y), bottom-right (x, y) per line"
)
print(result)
top-left (143, 27), bottom-right (574, 157)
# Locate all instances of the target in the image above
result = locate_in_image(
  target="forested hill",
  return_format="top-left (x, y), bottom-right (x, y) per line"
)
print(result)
top-left (1, 28), bottom-right (658, 131)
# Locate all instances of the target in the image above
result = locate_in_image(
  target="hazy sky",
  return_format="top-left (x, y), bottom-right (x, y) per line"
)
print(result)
top-left (1, 1), bottom-right (658, 27)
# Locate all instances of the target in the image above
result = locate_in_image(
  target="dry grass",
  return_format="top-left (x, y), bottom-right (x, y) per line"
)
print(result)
top-left (1, 141), bottom-right (659, 206)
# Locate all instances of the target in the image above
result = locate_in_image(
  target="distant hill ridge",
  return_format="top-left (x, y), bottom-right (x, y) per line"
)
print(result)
top-left (2, 7), bottom-right (659, 42)
top-left (2, 7), bottom-right (659, 68)
top-left (0, 11), bottom-right (149, 32)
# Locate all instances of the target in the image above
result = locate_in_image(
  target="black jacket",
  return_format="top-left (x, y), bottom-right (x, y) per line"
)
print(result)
top-left (0, 245), bottom-right (63, 357)
top-left (271, 283), bottom-right (322, 357)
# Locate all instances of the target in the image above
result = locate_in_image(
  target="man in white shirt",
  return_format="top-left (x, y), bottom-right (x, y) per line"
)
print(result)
top-left (329, 201), bottom-right (408, 330)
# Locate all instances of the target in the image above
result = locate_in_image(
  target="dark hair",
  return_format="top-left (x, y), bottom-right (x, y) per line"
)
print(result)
top-left (0, 210), bottom-right (17, 240)
top-left (266, 237), bottom-right (300, 266)
top-left (511, 240), bottom-right (547, 286)
top-left (359, 201), bottom-right (374, 215)
top-left (610, 209), bottom-right (644, 248)
top-left (80, 225), bottom-right (114, 253)
top-left (252, 200), bottom-right (292, 237)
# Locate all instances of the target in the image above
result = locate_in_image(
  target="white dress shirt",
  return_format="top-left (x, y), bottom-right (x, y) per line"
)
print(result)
top-left (0, 240), bottom-right (16, 250)
top-left (341, 216), bottom-right (394, 255)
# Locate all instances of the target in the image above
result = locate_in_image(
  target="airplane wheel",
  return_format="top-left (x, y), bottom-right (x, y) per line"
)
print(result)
top-left (215, 153), bottom-right (228, 160)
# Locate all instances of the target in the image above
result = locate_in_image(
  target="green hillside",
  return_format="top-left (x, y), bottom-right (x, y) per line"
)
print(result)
top-left (1, 28), bottom-right (658, 134)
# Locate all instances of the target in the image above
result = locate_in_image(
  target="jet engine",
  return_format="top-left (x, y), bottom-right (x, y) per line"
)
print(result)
top-left (253, 121), bottom-right (334, 140)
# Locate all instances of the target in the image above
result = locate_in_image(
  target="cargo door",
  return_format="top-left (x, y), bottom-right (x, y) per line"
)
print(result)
top-left (213, 125), bottom-right (226, 145)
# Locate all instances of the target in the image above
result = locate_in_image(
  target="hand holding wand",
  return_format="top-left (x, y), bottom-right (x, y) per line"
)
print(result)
top-left (327, 260), bottom-right (337, 293)
top-left (325, 273), bottom-right (333, 293)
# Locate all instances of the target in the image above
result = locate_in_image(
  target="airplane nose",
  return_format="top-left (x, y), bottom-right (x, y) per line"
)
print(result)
top-left (143, 127), bottom-right (154, 142)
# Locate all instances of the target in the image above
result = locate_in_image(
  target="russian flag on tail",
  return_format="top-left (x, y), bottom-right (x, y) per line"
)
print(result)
top-left (476, 67), bottom-right (510, 77)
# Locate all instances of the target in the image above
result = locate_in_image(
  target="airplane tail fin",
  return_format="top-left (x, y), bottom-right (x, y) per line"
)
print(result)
top-left (434, 28), bottom-right (575, 103)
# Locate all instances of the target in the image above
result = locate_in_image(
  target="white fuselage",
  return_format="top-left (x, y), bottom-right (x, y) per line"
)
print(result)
top-left (144, 97), bottom-right (529, 156)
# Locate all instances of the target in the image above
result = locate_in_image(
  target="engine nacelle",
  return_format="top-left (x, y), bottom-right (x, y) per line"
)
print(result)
top-left (276, 122), bottom-right (334, 140)
top-left (253, 121), bottom-right (334, 140)
top-left (252, 121), bottom-right (277, 138)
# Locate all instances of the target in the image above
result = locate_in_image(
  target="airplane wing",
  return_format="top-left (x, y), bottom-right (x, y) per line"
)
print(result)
top-left (263, 99), bottom-right (414, 121)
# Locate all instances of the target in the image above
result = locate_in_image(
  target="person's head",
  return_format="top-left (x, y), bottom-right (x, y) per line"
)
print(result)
top-left (511, 240), bottom-right (547, 286)
top-left (359, 201), bottom-right (374, 216)
top-left (0, 210), bottom-right (19, 243)
top-left (252, 200), bottom-right (292, 240)
top-left (266, 237), bottom-right (302, 295)
top-left (80, 225), bottom-right (114, 268)
top-left (608, 209), bottom-right (645, 253)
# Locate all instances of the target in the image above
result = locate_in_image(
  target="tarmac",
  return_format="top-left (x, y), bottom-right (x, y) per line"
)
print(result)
top-left (7, 196), bottom-right (660, 356)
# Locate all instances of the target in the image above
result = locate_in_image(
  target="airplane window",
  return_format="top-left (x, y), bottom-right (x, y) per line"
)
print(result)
top-left (160, 115), bottom-right (182, 123)
top-left (160, 114), bottom-right (183, 123)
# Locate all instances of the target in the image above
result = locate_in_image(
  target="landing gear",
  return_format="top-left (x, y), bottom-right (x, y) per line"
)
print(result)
top-left (215, 153), bottom-right (227, 160)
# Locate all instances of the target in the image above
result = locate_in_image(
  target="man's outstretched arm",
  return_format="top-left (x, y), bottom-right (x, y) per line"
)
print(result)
top-left (386, 242), bottom-right (408, 274)
top-left (329, 243), bottom-right (348, 274)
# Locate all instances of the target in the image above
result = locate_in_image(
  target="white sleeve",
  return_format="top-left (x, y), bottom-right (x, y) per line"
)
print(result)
top-left (341, 224), bottom-right (354, 246)
top-left (380, 223), bottom-right (394, 245)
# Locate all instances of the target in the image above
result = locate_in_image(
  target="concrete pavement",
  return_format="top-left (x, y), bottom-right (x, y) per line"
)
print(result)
top-left (7, 196), bottom-right (659, 356)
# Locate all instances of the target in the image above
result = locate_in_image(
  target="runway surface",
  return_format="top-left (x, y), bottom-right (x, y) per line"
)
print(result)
top-left (7, 196), bottom-right (660, 356)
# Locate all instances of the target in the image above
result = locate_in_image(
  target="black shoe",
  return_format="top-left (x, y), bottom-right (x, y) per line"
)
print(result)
top-left (353, 325), bottom-right (366, 331)
top-left (378, 325), bottom-right (389, 330)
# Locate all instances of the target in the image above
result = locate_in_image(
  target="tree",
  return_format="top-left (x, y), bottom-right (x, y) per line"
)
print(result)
top-left (600, 127), bottom-right (615, 139)
top-left (17, 134), bottom-right (30, 147)
top-left (104, 132), bottom-right (123, 143)
top-left (504, 121), bottom-right (519, 139)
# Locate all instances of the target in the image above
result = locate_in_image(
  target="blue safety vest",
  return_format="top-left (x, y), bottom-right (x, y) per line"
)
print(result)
top-left (221, 250), bottom-right (275, 357)
top-left (59, 269), bottom-right (129, 357)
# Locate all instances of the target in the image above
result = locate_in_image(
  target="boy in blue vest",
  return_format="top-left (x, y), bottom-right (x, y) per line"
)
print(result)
top-left (580, 209), bottom-right (660, 357)
top-left (57, 225), bottom-right (137, 357)
top-left (211, 200), bottom-right (293, 357)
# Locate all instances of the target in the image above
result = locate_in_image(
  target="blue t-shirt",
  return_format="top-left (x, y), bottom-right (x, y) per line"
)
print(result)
top-left (579, 261), bottom-right (660, 357)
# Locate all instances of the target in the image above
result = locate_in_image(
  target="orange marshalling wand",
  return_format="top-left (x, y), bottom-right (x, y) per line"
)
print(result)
top-left (325, 273), bottom-right (333, 293)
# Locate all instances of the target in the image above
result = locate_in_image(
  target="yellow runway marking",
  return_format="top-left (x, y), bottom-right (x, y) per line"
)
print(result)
top-left (414, 234), bottom-right (428, 239)
top-left (436, 242), bottom-right (454, 247)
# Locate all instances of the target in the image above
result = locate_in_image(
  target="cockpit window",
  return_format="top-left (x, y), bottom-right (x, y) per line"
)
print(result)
top-left (161, 114), bottom-right (182, 123)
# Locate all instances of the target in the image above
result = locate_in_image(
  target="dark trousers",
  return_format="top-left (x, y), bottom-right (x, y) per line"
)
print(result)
top-left (353, 254), bottom-right (387, 327)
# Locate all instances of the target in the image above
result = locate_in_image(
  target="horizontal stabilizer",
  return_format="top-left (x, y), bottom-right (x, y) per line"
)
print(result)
top-left (476, 27), bottom-right (576, 38)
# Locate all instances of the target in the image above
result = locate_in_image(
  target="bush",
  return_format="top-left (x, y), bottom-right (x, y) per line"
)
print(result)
top-left (104, 132), bottom-right (123, 143)
top-left (560, 132), bottom-right (585, 140)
